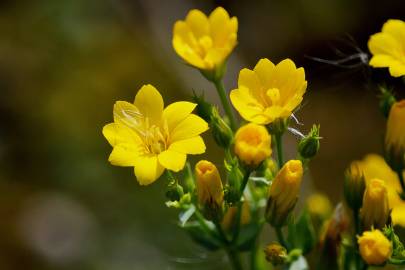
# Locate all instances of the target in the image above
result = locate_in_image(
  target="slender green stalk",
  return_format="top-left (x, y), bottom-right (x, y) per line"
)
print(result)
top-left (275, 133), bottom-right (284, 169)
top-left (194, 208), bottom-right (215, 238)
top-left (214, 220), bottom-right (243, 270)
top-left (275, 226), bottom-right (288, 250)
top-left (232, 170), bottom-right (252, 244)
top-left (226, 248), bottom-right (243, 270)
top-left (213, 79), bottom-right (237, 131)
top-left (353, 209), bottom-right (363, 270)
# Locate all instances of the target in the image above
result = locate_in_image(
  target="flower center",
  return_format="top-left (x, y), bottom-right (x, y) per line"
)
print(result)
top-left (197, 35), bottom-right (213, 57)
top-left (134, 117), bottom-right (169, 155)
top-left (266, 88), bottom-right (281, 105)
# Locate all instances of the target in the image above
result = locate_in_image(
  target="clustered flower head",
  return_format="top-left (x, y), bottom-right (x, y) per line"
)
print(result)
top-left (103, 84), bottom-right (208, 185)
top-left (172, 7), bottom-right (238, 72)
top-left (101, 7), bottom-right (405, 270)
top-left (230, 58), bottom-right (307, 125)
top-left (368, 19), bottom-right (405, 77)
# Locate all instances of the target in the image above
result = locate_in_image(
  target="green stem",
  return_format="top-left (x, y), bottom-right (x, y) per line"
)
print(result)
top-left (275, 226), bottom-right (288, 250)
top-left (231, 170), bottom-right (252, 243)
top-left (226, 248), bottom-right (243, 270)
top-left (214, 79), bottom-right (237, 131)
top-left (194, 208), bottom-right (215, 238)
top-left (353, 209), bottom-right (363, 270)
top-left (275, 133), bottom-right (284, 169)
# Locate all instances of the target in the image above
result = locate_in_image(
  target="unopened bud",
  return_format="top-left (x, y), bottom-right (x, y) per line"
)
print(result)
top-left (298, 125), bottom-right (321, 159)
top-left (344, 161), bottom-right (366, 211)
top-left (264, 242), bottom-right (287, 266)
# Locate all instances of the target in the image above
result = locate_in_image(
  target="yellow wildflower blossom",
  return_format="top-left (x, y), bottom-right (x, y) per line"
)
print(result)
top-left (357, 154), bottom-right (405, 227)
top-left (234, 123), bottom-right (272, 167)
top-left (102, 84), bottom-right (208, 185)
top-left (368, 19), bottom-right (405, 77)
top-left (230, 58), bottom-right (307, 125)
top-left (172, 7), bottom-right (238, 71)
top-left (361, 178), bottom-right (390, 229)
top-left (358, 229), bottom-right (392, 265)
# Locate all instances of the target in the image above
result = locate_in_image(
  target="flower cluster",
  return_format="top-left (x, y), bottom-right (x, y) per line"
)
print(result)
top-left (102, 8), bottom-right (405, 270)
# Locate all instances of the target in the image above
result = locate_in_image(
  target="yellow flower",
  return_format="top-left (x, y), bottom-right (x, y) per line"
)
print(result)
top-left (230, 58), bottom-right (307, 125)
top-left (306, 193), bottom-right (332, 219)
top-left (234, 123), bottom-right (272, 167)
top-left (172, 7), bottom-right (238, 71)
top-left (361, 178), bottom-right (390, 230)
top-left (358, 229), bottom-right (392, 265)
top-left (357, 154), bottom-right (405, 227)
top-left (266, 160), bottom-right (303, 227)
top-left (385, 100), bottom-right (405, 170)
top-left (102, 84), bottom-right (208, 185)
top-left (195, 160), bottom-right (224, 208)
top-left (368, 19), bottom-right (405, 77)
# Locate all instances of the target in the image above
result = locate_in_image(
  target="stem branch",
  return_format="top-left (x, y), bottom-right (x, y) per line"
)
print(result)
top-left (214, 79), bottom-right (237, 131)
top-left (275, 133), bottom-right (284, 169)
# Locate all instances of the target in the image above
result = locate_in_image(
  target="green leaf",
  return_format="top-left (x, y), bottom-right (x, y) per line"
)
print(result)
top-left (183, 221), bottom-right (222, 251)
top-left (287, 209), bottom-right (316, 254)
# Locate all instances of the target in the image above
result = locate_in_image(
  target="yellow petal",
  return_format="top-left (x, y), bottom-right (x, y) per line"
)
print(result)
top-left (134, 154), bottom-right (164, 185)
top-left (392, 204), bottom-right (405, 227)
top-left (113, 101), bottom-right (143, 130)
top-left (388, 61), bottom-right (405, 77)
top-left (209, 7), bottom-right (232, 45)
top-left (382, 19), bottom-right (405, 44)
top-left (158, 150), bottom-right (186, 172)
top-left (369, 55), bottom-right (396, 68)
top-left (238, 68), bottom-right (261, 92)
top-left (102, 123), bottom-right (141, 146)
top-left (170, 114), bottom-right (208, 142)
top-left (108, 144), bottom-right (140, 167)
top-left (368, 33), bottom-right (402, 58)
top-left (169, 136), bottom-right (206, 154)
top-left (253, 58), bottom-right (276, 88)
top-left (270, 59), bottom-right (299, 90)
top-left (185, 9), bottom-right (209, 38)
top-left (230, 87), bottom-right (269, 124)
top-left (163, 101), bottom-right (196, 131)
top-left (134, 84), bottom-right (164, 124)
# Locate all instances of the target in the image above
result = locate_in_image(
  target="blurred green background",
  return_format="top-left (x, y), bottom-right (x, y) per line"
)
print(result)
top-left (1, 0), bottom-right (405, 269)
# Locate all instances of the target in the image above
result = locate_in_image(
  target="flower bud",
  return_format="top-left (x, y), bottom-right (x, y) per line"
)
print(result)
top-left (358, 229), bottom-right (392, 265)
top-left (385, 100), bottom-right (405, 172)
top-left (211, 108), bottom-right (233, 149)
top-left (224, 160), bottom-right (244, 204)
top-left (165, 180), bottom-right (184, 202)
top-left (298, 125), bottom-right (321, 159)
top-left (266, 160), bottom-right (303, 227)
top-left (264, 242), bottom-right (287, 266)
top-left (234, 123), bottom-right (272, 168)
top-left (361, 178), bottom-right (390, 230)
top-left (195, 160), bottom-right (224, 219)
top-left (344, 161), bottom-right (366, 211)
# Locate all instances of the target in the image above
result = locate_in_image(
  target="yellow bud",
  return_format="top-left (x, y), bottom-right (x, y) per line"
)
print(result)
top-left (266, 160), bottom-right (303, 227)
top-left (195, 160), bottom-right (224, 209)
top-left (358, 229), bottom-right (392, 265)
top-left (221, 200), bottom-right (251, 230)
top-left (344, 161), bottom-right (366, 211)
top-left (234, 123), bottom-right (272, 167)
top-left (385, 100), bottom-right (405, 171)
top-left (264, 242), bottom-right (287, 265)
top-left (361, 179), bottom-right (390, 229)
top-left (307, 193), bottom-right (332, 219)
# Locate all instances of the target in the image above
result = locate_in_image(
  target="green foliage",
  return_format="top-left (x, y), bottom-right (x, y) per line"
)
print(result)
top-left (287, 209), bottom-right (316, 254)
